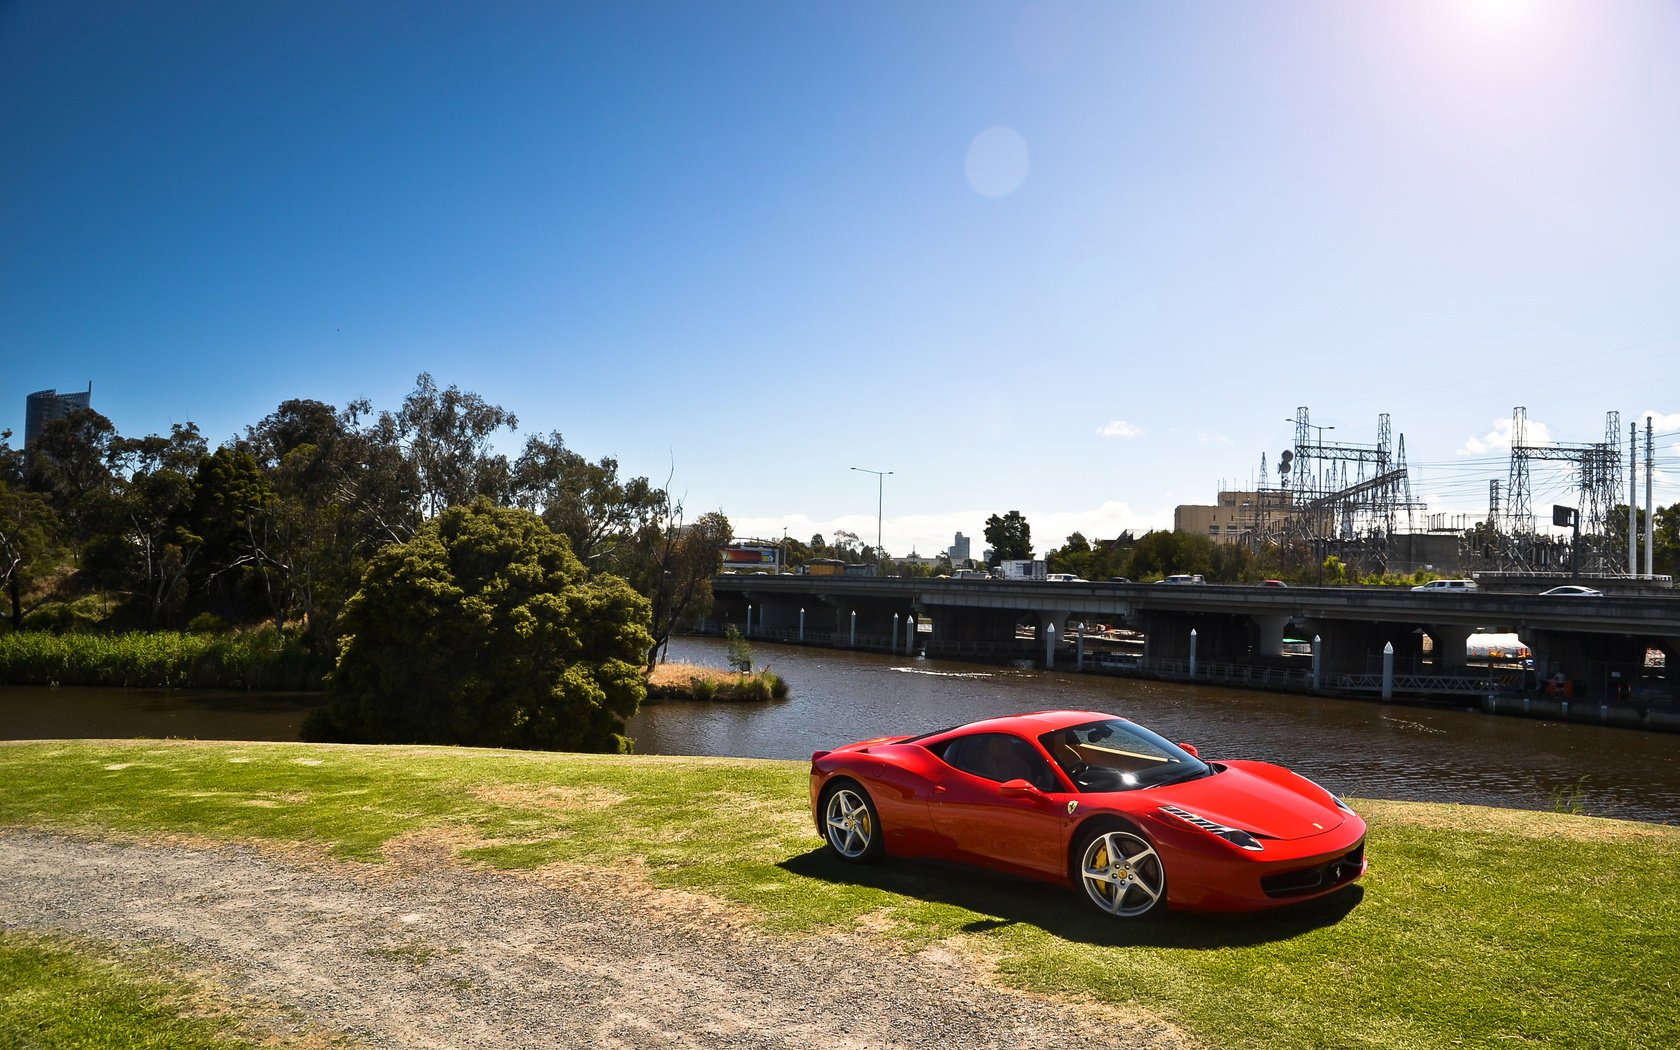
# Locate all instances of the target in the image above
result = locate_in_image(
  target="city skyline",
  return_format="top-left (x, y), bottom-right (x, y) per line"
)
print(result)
top-left (5, 2), bottom-right (1678, 557)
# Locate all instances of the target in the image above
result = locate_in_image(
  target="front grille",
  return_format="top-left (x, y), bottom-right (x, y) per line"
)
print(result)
top-left (1260, 839), bottom-right (1365, 899)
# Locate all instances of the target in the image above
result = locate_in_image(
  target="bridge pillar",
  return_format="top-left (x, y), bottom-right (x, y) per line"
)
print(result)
top-left (1251, 614), bottom-right (1292, 658)
top-left (1138, 610), bottom-right (1252, 664)
top-left (1426, 625), bottom-right (1472, 672)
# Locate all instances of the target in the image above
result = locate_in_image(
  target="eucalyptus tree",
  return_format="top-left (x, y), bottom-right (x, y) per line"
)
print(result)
top-left (510, 431), bottom-right (662, 567)
top-left (106, 423), bottom-right (209, 623)
top-left (386, 372), bottom-right (517, 520)
top-left (0, 431), bottom-right (60, 630)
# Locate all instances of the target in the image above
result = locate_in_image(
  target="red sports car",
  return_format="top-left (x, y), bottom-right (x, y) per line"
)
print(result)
top-left (809, 709), bottom-right (1366, 918)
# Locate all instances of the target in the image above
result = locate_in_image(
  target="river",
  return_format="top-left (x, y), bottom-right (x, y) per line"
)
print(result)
top-left (3, 635), bottom-right (1677, 823)
top-left (628, 637), bottom-right (1680, 825)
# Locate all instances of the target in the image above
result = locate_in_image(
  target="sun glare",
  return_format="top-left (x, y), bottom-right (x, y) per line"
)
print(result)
top-left (1459, 0), bottom-right (1544, 32)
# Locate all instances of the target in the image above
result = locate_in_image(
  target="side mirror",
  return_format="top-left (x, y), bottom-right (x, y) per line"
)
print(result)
top-left (999, 778), bottom-right (1042, 798)
top-left (1178, 743), bottom-right (1200, 758)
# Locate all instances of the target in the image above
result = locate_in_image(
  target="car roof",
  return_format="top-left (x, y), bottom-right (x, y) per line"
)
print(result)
top-left (934, 710), bottom-right (1119, 738)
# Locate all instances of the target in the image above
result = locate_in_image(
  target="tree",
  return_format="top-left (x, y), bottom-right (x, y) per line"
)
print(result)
top-left (983, 511), bottom-right (1032, 565)
top-left (1046, 532), bottom-right (1093, 577)
top-left (1125, 530), bottom-right (1215, 580)
top-left (189, 446), bottom-right (279, 623)
top-left (384, 373), bottom-right (517, 520)
top-left (509, 431), bottom-right (663, 567)
top-left (629, 508), bottom-right (731, 668)
top-left (306, 500), bottom-right (653, 752)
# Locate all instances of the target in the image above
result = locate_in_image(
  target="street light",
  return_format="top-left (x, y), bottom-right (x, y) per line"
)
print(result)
top-left (1285, 419), bottom-right (1334, 445)
top-left (850, 466), bottom-right (892, 562)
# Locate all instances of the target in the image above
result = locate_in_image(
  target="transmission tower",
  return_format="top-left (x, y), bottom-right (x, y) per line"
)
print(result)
top-left (1281, 407), bottom-right (1424, 573)
top-left (1498, 406), bottom-right (1625, 575)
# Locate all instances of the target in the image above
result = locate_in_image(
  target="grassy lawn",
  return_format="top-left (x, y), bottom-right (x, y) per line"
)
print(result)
top-left (1, 739), bottom-right (1676, 1050)
top-left (0, 931), bottom-right (260, 1050)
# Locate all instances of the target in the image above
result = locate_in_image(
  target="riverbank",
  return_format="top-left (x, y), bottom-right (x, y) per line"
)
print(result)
top-left (645, 661), bottom-right (789, 702)
top-left (2, 739), bottom-right (1675, 1049)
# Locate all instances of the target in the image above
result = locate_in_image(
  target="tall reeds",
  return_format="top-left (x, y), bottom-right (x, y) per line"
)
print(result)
top-left (0, 628), bottom-right (327, 690)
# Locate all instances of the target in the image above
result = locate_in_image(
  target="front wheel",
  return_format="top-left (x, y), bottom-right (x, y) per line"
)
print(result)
top-left (1076, 824), bottom-right (1166, 918)
top-left (821, 781), bottom-right (883, 862)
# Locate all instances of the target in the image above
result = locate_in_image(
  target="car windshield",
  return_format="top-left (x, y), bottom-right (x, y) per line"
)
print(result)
top-left (1040, 719), bottom-right (1211, 792)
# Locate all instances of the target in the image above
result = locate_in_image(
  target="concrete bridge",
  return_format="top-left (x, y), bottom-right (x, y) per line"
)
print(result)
top-left (708, 575), bottom-right (1680, 702)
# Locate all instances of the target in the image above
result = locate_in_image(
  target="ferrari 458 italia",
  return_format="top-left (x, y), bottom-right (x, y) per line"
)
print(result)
top-left (809, 709), bottom-right (1366, 918)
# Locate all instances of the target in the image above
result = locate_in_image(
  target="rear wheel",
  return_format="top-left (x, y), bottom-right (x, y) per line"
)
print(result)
top-left (820, 781), bottom-right (883, 862)
top-left (1076, 823), bottom-right (1166, 918)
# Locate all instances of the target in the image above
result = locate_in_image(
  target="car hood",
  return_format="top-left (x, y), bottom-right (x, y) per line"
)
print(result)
top-left (1143, 763), bottom-right (1346, 841)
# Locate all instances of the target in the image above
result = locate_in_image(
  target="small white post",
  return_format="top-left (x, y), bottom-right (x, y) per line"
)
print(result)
top-left (798, 607), bottom-right (805, 642)
top-left (1381, 641), bottom-right (1394, 700)
top-left (1076, 622), bottom-right (1085, 671)
top-left (1312, 635), bottom-right (1323, 690)
top-left (1045, 621), bottom-right (1057, 670)
top-left (1189, 627), bottom-right (1198, 679)
top-left (905, 613), bottom-right (915, 654)
top-left (849, 610), bottom-right (857, 647)
top-left (746, 604), bottom-right (752, 637)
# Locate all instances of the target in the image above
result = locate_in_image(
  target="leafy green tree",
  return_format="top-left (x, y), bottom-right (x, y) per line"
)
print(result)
top-left (1608, 503), bottom-right (1680, 578)
top-left (984, 511), bottom-right (1032, 565)
top-left (0, 477), bottom-right (59, 630)
top-left (189, 446), bottom-right (278, 623)
top-left (510, 431), bottom-right (663, 567)
top-left (307, 500), bottom-right (652, 752)
top-left (1125, 530), bottom-right (1216, 580)
top-left (1046, 532), bottom-right (1093, 577)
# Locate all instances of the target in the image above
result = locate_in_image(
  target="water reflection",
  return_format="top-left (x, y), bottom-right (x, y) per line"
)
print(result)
top-left (629, 637), bottom-right (1680, 825)
top-left (0, 685), bottom-right (322, 743)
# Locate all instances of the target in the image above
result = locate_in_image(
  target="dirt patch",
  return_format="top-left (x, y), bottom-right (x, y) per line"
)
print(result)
top-left (468, 783), bottom-right (630, 811)
top-left (0, 829), bottom-right (1194, 1050)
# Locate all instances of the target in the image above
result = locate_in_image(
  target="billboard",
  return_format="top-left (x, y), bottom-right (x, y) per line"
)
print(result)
top-left (721, 546), bottom-right (780, 570)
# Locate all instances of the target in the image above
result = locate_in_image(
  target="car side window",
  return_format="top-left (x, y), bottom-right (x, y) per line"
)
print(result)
top-left (942, 733), bottom-right (1059, 792)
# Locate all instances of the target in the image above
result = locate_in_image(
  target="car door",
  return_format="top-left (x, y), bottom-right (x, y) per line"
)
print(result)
top-left (927, 732), bottom-right (1069, 878)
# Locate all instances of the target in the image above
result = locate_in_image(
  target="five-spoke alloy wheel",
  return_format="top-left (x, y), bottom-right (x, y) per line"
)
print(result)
top-left (1078, 825), bottom-right (1167, 918)
top-left (821, 782), bottom-right (882, 862)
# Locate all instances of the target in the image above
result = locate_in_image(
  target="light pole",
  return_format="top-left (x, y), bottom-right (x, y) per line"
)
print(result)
top-left (850, 466), bottom-right (892, 564)
top-left (1285, 419), bottom-right (1334, 446)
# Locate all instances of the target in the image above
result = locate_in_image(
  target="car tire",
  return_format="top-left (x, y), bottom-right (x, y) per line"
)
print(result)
top-left (819, 779), bottom-right (883, 862)
top-left (1074, 820), bottom-right (1167, 919)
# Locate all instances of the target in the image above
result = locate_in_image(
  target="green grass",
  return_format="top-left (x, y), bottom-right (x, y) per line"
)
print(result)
top-left (2, 739), bottom-right (1677, 1050)
top-left (0, 931), bottom-right (259, 1049)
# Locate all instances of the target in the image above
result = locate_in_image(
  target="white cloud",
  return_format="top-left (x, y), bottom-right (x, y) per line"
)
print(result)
top-left (1459, 415), bottom-right (1554, 456)
top-left (1097, 420), bottom-right (1142, 439)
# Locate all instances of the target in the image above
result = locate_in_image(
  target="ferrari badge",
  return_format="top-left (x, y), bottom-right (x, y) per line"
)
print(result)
top-left (1067, 800), bottom-right (1080, 816)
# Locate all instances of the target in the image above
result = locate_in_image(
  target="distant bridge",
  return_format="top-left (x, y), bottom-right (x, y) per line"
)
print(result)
top-left (708, 576), bottom-right (1680, 705)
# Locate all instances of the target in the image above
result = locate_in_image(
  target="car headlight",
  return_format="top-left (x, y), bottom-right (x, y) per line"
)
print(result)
top-left (1159, 804), bottom-right (1265, 851)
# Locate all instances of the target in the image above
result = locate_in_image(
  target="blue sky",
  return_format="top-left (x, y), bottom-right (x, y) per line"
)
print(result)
top-left (4, 0), bottom-right (1677, 557)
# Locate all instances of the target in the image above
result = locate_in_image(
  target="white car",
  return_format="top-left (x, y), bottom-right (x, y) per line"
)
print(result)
top-left (1158, 574), bottom-right (1206, 585)
top-left (1411, 579), bottom-right (1478, 593)
top-left (1045, 573), bottom-right (1087, 583)
top-left (1539, 584), bottom-right (1602, 597)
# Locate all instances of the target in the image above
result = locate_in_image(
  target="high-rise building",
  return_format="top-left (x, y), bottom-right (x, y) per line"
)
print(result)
top-left (24, 383), bottom-right (93, 449)
top-left (948, 531), bottom-right (972, 565)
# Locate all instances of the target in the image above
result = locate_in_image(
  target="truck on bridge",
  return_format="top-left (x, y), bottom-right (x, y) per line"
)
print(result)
top-left (995, 559), bottom-right (1048, 581)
